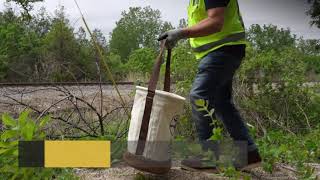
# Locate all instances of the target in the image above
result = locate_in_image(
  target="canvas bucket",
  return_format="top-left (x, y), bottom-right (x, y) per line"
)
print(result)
top-left (123, 41), bottom-right (186, 174)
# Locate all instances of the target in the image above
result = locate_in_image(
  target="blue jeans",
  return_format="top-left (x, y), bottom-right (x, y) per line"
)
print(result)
top-left (189, 46), bottom-right (257, 152)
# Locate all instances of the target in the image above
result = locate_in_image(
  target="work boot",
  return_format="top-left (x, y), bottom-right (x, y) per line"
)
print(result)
top-left (181, 150), bottom-right (262, 173)
top-left (239, 149), bottom-right (262, 171)
top-left (181, 155), bottom-right (219, 173)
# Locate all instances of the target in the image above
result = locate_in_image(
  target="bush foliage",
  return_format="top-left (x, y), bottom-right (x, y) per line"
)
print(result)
top-left (0, 111), bottom-right (77, 179)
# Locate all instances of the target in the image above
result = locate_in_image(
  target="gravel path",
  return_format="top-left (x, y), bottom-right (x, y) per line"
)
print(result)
top-left (0, 85), bottom-right (135, 114)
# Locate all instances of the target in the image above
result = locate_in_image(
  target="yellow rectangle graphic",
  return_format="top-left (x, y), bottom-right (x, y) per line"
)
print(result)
top-left (45, 141), bottom-right (110, 168)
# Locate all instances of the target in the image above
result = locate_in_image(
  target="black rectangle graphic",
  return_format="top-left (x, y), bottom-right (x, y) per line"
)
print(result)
top-left (19, 141), bottom-right (44, 167)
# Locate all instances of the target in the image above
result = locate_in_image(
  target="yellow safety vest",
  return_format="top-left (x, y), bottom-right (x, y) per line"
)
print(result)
top-left (188, 0), bottom-right (247, 59)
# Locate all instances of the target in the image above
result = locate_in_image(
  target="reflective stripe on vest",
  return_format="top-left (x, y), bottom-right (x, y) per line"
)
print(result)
top-left (193, 32), bottom-right (245, 53)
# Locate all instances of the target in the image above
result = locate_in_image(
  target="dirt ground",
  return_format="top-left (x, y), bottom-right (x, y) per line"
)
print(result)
top-left (74, 162), bottom-right (320, 180)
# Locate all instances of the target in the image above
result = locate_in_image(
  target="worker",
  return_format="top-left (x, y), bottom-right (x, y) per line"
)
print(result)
top-left (158, 0), bottom-right (261, 171)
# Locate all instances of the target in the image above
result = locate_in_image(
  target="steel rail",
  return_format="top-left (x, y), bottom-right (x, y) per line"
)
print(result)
top-left (0, 82), bottom-right (135, 87)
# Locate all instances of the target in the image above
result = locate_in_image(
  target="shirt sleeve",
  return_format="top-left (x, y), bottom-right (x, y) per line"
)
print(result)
top-left (204, 0), bottom-right (230, 10)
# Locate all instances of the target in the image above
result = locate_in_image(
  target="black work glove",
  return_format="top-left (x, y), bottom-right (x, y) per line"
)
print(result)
top-left (158, 29), bottom-right (186, 49)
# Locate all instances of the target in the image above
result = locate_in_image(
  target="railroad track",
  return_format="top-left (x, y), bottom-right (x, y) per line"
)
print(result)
top-left (0, 82), bottom-right (136, 87)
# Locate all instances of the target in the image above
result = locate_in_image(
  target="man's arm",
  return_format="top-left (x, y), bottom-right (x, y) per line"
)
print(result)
top-left (182, 7), bottom-right (225, 38)
top-left (158, 0), bottom-right (229, 48)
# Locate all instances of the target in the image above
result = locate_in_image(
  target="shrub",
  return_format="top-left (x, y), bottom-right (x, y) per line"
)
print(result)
top-left (171, 42), bottom-right (198, 96)
top-left (236, 46), bottom-right (320, 134)
top-left (171, 42), bottom-right (198, 138)
top-left (0, 110), bottom-right (77, 179)
top-left (257, 128), bottom-right (320, 178)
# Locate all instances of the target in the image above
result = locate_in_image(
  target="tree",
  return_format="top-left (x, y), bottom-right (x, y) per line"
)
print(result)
top-left (0, 8), bottom-right (18, 80)
top-left (161, 21), bottom-right (174, 33)
top-left (92, 29), bottom-right (107, 48)
top-left (307, 0), bottom-right (320, 28)
top-left (29, 7), bottom-right (52, 37)
top-left (0, 6), bottom-right (18, 25)
top-left (6, 0), bottom-right (44, 20)
top-left (0, 8), bottom-right (41, 81)
top-left (298, 39), bottom-right (320, 76)
top-left (75, 27), bottom-right (98, 81)
top-left (109, 6), bottom-right (172, 62)
top-left (41, 6), bottom-right (82, 81)
top-left (125, 48), bottom-right (156, 75)
top-left (107, 52), bottom-right (125, 80)
top-left (246, 24), bottom-right (297, 53)
top-left (298, 39), bottom-right (320, 55)
top-left (178, 18), bottom-right (188, 28)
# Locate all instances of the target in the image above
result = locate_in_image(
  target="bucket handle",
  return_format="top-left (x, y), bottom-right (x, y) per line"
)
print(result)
top-left (147, 40), bottom-right (171, 93)
top-left (136, 40), bottom-right (172, 155)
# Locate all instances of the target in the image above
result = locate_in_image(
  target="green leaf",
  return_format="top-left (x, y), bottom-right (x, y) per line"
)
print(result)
top-left (38, 132), bottom-right (46, 139)
top-left (209, 128), bottom-right (223, 141)
top-left (0, 148), bottom-right (10, 155)
top-left (12, 149), bottom-right (18, 156)
top-left (18, 110), bottom-right (30, 127)
top-left (0, 164), bottom-right (17, 173)
top-left (195, 99), bottom-right (205, 107)
top-left (243, 175), bottom-right (251, 180)
top-left (209, 108), bottom-right (215, 116)
top-left (205, 100), bottom-right (209, 108)
top-left (0, 141), bottom-right (18, 148)
top-left (196, 108), bottom-right (206, 112)
top-left (39, 115), bottom-right (51, 128)
top-left (246, 123), bottom-right (255, 129)
top-left (2, 114), bottom-right (16, 127)
top-left (0, 142), bottom-right (8, 148)
top-left (21, 121), bottom-right (35, 141)
top-left (1, 130), bottom-right (18, 141)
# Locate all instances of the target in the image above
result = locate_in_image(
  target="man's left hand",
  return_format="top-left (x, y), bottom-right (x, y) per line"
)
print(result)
top-left (158, 29), bottom-right (186, 49)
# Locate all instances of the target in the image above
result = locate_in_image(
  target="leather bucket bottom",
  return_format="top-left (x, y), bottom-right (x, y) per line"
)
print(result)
top-left (123, 151), bottom-right (171, 174)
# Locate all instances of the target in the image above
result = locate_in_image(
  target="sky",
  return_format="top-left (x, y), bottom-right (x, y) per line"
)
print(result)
top-left (0, 0), bottom-right (319, 39)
